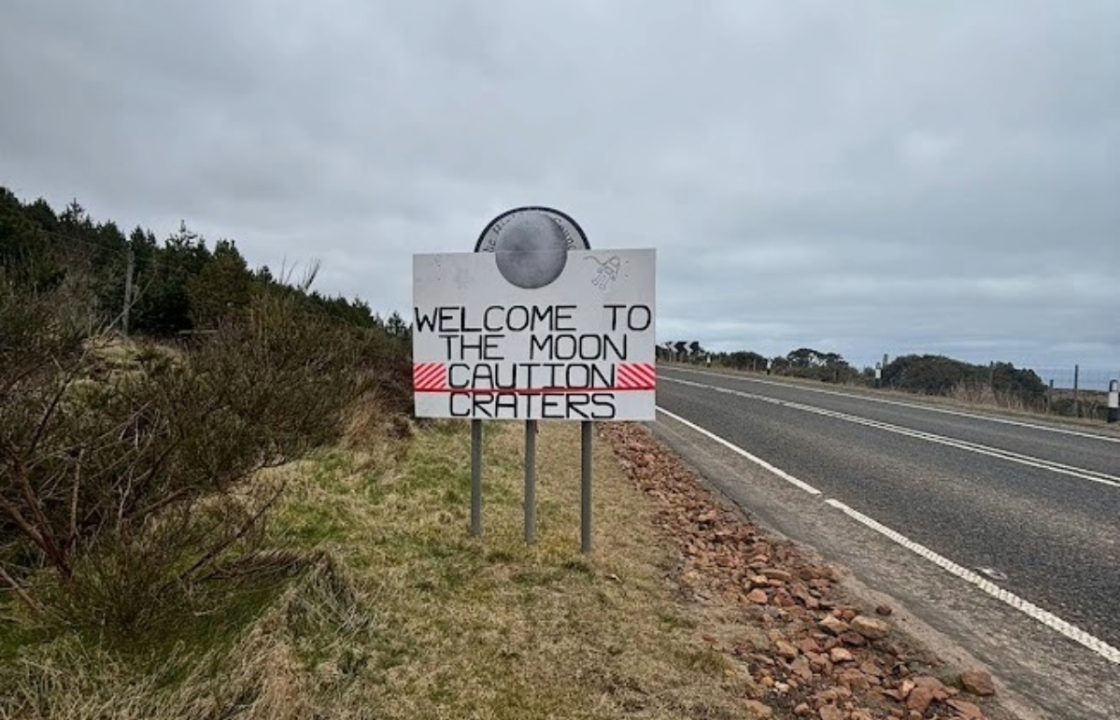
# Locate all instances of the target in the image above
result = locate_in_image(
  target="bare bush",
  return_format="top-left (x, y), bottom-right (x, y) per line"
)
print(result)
top-left (0, 290), bottom-right (366, 627)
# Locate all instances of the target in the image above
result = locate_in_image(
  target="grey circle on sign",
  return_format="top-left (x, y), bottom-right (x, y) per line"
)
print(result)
top-left (494, 213), bottom-right (568, 289)
top-left (475, 207), bottom-right (590, 290)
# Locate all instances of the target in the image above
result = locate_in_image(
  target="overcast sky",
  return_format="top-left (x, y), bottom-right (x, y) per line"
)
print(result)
top-left (2, 1), bottom-right (1117, 372)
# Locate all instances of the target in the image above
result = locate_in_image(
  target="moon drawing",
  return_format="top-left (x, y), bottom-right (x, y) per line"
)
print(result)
top-left (492, 212), bottom-right (570, 289)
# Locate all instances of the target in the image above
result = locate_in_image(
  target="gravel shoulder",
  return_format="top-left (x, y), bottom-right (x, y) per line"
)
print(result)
top-left (603, 422), bottom-right (1020, 720)
top-left (648, 413), bottom-right (1120, 720)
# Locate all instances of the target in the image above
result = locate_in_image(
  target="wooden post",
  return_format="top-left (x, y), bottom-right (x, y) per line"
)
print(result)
top-left (1073, 364), bottom-right (1080, 417)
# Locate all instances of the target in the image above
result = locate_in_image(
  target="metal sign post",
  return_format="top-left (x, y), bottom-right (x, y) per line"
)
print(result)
top-left (581, 421), bottom-right (593, 553)
top-left (470, 419), bottom-right (483, 536)
top-left (412, 207), bottom-right (655, 552)
top-left (524, 420), bottom-right (538, 544)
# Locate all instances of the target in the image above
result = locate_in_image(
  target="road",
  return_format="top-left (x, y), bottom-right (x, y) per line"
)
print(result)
top-left (654, 366), bottom-right (1120, 719)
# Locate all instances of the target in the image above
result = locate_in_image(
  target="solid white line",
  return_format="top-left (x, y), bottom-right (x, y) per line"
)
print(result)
top-left (825, 498), bottom-right (1120, 665)
top-left (663, 376), bottom-right (1120, 489)
top-left (665, 366), bottom-right (1120, 445)
top-left (656, 406), bottom-right (821, 495)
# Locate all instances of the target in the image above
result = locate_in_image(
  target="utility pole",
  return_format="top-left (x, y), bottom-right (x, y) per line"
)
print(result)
top-left (121, 244), bottom-right (135, 335)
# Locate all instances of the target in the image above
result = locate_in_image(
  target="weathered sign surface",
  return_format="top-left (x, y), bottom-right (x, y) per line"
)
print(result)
top-left (413, 249), bottom-right (656, 420)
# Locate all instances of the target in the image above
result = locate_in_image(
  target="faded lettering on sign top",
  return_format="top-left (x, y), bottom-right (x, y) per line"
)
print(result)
top-left (412, 249), bottom-right (656, 421)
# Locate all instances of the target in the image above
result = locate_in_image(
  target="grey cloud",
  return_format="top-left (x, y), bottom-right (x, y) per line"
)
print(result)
top-left (1, 0), bottom-right (1117, 373)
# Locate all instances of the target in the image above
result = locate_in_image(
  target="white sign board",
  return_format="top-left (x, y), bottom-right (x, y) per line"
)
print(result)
top-left (413, 249), bottom-right (656, 421)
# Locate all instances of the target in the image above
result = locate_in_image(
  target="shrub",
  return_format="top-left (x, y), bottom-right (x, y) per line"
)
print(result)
top-left (0, 290), bottom-right (372, 629)
top-left (884, 354), bottom-right (1046, 402)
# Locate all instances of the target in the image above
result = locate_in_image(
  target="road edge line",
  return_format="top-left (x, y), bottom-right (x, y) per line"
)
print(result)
top-left (824, 498), bottom-right (1120, 666)
top-left (655, 406), bottom-right (821, 495)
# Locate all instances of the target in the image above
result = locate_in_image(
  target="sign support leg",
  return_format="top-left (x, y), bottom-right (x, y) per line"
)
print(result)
top-left (524, 420), bottom-right (537, 545)
top-left (581, 420), bottom-right (593, 554)
top-left (470, 419), bottom-right (482, 537)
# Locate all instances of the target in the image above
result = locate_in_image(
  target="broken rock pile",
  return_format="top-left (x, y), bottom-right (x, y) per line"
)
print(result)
top-left (602, 423), bottom-right (999, 720)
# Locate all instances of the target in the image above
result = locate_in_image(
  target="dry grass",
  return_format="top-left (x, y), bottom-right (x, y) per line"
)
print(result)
top-left (946, 381), bottom-right (1032, 412)
top-left (0, 420), bottom-right (757, 719)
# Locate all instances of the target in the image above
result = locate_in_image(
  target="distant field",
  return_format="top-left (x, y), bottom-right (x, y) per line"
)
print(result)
top-left (660, 362), bottom-right (1120, 430)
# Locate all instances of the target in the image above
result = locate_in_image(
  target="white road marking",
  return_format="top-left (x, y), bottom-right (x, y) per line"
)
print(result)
top-left (656, 407), bottom-right (821, 495)
top-left (825, 498), bottom-right (1120, 665)
top-left (656, 406), bottom-right (1120, 666)
top-left (665, 365), bottom-right (1120, 445)
top-left (663, 376), bottom-right (1120, 489)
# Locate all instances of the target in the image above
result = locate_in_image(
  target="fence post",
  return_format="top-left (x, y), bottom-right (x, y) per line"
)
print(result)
top-left (1073, 364), bottom-right (1080, 417)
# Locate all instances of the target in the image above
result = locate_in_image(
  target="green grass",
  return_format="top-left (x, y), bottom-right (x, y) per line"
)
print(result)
top-left (0, 607), bottom-right (52, 666)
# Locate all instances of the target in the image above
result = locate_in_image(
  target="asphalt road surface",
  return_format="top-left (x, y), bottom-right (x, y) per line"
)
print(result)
top-left (655, 366), bottom-right (1120, 719)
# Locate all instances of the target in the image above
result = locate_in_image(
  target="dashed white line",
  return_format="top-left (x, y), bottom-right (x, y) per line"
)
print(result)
top-left (666, 365), bottom-right (1120, 445)
top-left (663, 376), bottom-right (1120, 489)
top-left (655, 407), bottom-right (1120, 666)
top-left (655, 407), bottom-right (821, 495)
top-left (825, 498), bottom-right (1120, 665)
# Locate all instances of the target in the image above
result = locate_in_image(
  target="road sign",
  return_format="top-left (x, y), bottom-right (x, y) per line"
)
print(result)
top-left (412, 249), bottom-right (656, 421)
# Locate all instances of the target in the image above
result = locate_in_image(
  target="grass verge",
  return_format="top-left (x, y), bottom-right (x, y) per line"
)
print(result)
top-left (1, 420), bottom-right (758, 719)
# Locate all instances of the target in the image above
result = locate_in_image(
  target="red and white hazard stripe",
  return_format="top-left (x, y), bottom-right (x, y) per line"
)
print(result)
top-left (413, 362), bottom-right (447, 391)
top-left (615, 362), bottom-right (656, 390)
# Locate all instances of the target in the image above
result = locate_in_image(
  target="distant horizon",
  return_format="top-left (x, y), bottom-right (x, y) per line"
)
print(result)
top-left (666, 340), bottom-right (1118, 391)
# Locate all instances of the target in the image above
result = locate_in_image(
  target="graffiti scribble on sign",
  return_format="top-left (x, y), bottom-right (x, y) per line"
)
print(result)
top-left (586, 255), bottom-right (621, 290)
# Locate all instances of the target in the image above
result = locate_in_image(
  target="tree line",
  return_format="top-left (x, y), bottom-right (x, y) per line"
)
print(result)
top-left (0, 186), bottom-right (409, 338)
top-left (659, 341), bottom-right (1048, 403)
